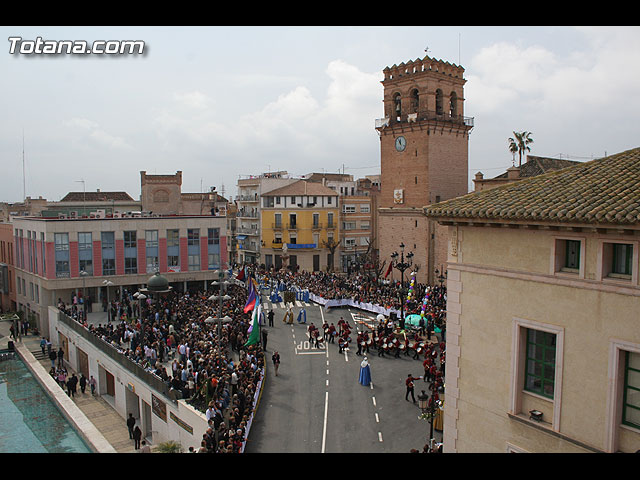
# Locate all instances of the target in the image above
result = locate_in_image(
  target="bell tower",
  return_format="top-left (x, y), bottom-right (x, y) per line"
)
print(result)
top-left (375, 55), bottom-right (473, 284)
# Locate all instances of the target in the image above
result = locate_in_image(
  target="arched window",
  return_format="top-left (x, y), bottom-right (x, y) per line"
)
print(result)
top-left (410, 88), bottom-right (419, 113)
top-left (394, 93), bottom-right (402, 120)
top-left (435, 89), bottom-right (443, 115)
top-left (153, 189), bottom-right (169, 203)
top-left (449, 91), bottom-right (458, 117)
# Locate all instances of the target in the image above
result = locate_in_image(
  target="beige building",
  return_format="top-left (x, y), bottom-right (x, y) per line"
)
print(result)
top-left (425, 147), bottom-right (640, 453)
top-left (140, 170), bottom-right (228, 217)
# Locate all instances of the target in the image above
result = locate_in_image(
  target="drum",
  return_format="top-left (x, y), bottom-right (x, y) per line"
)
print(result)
top-left (366, 339), bottom-right (372, 346)
top-left (399, 344), bottom-right (406, 350)
top-left (360, 341), bottom-right (366, 346)
top-left (383, 343), bottom-right (388, 350)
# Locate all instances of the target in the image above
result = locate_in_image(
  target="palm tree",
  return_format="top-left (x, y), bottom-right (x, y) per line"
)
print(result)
top-left (508, 131), bottom-right (534, 167)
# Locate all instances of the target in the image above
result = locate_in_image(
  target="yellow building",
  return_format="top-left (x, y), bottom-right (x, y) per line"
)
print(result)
top-left (425, 147), bottom-right (640, 453)
top-left (260, 180), bottom-right (340, 272)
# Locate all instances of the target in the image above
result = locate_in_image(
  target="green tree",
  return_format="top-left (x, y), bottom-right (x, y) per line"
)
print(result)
top-left (508, 131), bottom-right (534, 167)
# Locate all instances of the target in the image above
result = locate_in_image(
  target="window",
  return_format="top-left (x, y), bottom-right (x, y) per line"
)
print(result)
top-left (623, 351), bottom-right (640, 429)
top-left (145, 230), bottom-right (158, 248)
top-left (79, 259), bottom-right (93, 275)
top-left (343, 205), bottom-right (356, 213)
top-left (167, 229), bottom-right (179, 247)
top-left (208, 253), bottom-right (220, 269)
top-left (263, 197), bottom-right (274, 208)
top-left (41, 232), bottom-right (46, 275)
top-left (187, 229), bottom-right (200, 246)
top-left (312, 213), bottom-right (320, 227)
top-left (54, 233), bottom-right (70, 278)
top-left (565, 240), bottom-right (580, 270)
top-left (145, 230), bottom-right (159, 273)
top-left (101, 232), bottom-right (115, 275)
top-left (275, 196), bottom-right (281, 205)
top-left (612, 243), bottom-right (633, 276)
top-left (54, 233), bottom-right (69, 251)
top-left (207, 228), bottom-right (220, 245)
top-left (78, 232), bottom-right (93, 275)
top-left (124, 230), bottom-right (137, 248)
top-left (274, 213), bottom-right (282, 227)
top-left (345, 238), bottom-right (356, 248)
top-left (327, 212), bottom-right (334, 227)
top-left (125, 257), bottom-right (138, 274)
top-left (188, 254), bottom-right (200, 270)
top-left (524, 329), bottom-right (556, 399)
top-left (167, 255), bottom-right (180, 271)
top-left (343, 222), bottom-right (356, 231)
top-left (360, 205), bottom-right (370, 213)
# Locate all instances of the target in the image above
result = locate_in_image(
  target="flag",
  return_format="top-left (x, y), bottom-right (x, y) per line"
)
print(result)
top-left (236, 267), bottom-right (245, 282)
top-left (244, 304), bottom-right (261, 347)
top-left (243, 279), bottom-right (257, 313)
top-left (384, 261), bottom-right (393, 279)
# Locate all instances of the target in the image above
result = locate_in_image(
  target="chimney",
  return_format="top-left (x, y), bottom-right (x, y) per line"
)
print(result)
top-left (506, 166), bottom-right (520, 180)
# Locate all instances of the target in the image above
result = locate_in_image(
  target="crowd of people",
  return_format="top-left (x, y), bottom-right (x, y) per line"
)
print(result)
top-left (57, 279), bottom-right (264, 454)
top-left (52, 264), bottom-right (446, 453)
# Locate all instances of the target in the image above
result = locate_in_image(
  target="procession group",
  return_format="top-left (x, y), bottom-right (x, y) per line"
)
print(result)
top-left (52, 264), bottom-right (446, 453)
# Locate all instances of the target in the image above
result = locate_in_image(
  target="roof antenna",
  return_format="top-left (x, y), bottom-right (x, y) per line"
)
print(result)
top-left (22, 129), bottom-right (26, 201)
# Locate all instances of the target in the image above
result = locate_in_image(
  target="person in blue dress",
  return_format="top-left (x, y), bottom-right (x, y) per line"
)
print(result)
top-left (296, 306), bottom-right (307, 324)
top-left (359, 357), bottom-right (371, 386)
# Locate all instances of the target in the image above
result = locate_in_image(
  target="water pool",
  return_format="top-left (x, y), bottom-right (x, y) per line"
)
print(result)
top-left (0, 352), bottom-right (92, 453)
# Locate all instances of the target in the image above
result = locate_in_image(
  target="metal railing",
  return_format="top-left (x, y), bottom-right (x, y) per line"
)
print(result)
top-left (57, 311), bottom-right (176, 403)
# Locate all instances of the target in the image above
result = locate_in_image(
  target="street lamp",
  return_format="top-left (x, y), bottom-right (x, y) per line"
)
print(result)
top-left (102, 279), bottom-right (114, 323)
top-left (80, 270), bottom-right (88, 322)
top-left (418, 389), bottom-right (442, 453)
top-left (209, 269), bottom-right (231, 345)
top-left (390, 243), bottom-right (413, 326)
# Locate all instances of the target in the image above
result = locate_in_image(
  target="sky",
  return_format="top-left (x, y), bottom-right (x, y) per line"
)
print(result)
top-left (1, 26), bottom-right (639, 203)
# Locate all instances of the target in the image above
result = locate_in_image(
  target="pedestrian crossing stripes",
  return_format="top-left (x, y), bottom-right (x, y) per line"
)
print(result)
top-left (262, 300), bottom-right (311, 309)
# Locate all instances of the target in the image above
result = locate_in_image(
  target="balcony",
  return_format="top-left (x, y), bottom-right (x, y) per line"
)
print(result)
top-left (286, 223), bottom-right (298, 230)
top-left (236, 226), bottom-right (259, 236)
top-left (237, 211), bottom-right (259, 219)
top-left (375, 109), bottom-right (474, 129)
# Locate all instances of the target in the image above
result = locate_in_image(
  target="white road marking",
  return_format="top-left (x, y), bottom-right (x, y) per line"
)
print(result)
top-left (322, 391), bottom-right (329, 453)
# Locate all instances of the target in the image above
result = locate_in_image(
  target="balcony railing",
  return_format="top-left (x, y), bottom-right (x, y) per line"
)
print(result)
top-left (375, 109), bottom-right (474, 129)
top-left (57, 310), bottom-right (176, 403)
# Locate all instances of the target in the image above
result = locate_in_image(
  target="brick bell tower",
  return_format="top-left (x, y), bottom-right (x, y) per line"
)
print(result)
top-left (375, 55), bottom-right (473, 285)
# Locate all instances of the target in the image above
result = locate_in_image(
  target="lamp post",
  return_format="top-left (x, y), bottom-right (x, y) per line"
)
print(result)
top-left (209, 269), bottom-right (231, 346)
top-left (390, 243), bottom-right (414, 326)
top-left (102, 279), bottom-right (113, 323)
top-left (418, 389), bottom-right (442, 453)
top-left (80, 270), bottom-right (88, 322)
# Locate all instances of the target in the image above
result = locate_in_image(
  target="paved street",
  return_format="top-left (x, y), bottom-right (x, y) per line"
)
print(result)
top-left (245, 298), bottom-right (443, 453)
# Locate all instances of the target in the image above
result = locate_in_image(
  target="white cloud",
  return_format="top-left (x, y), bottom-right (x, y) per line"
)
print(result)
top-left (63, 117), bottom-right (133, 150)
top-left (173, 90), bottom-right (213, 110)
top-left (150, 60), bottom-right (382, 173)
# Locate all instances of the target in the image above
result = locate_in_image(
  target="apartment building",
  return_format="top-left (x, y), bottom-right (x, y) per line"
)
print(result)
top-left (260, 180), bottom-right (340, 272)
top-left (12, 213), bottom-right (229, 333)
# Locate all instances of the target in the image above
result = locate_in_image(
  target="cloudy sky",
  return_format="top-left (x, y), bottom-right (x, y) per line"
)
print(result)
top-left (1, 26), bottom-right (638, 203)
